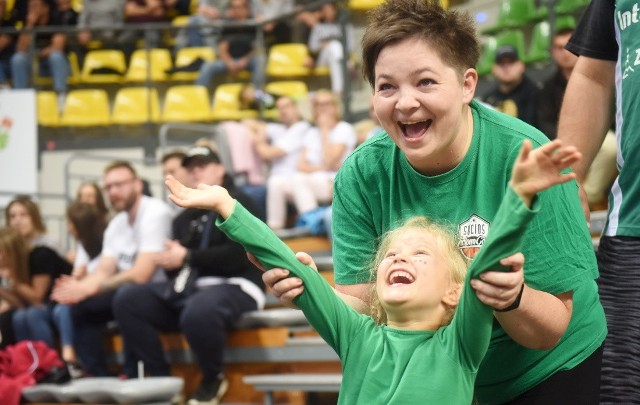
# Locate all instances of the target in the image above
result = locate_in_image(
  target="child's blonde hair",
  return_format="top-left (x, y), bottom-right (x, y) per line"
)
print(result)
top-left (368, 217), bottom-right (469, 326)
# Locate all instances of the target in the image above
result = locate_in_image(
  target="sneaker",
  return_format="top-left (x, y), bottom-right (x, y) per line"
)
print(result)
top-left (187, 375), bottom-right (229, 405)
top-left (66, 362), bottom-right (85, 379)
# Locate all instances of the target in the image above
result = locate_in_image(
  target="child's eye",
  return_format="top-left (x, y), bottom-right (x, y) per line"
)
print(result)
top-left (384, 251), bottom-right (397, 258)
top-left (414, 249), bottom-right (429, 256)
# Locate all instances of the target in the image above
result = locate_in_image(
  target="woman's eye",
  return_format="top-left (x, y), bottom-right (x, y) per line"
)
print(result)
top-left (418, 79), bottom-right (434, 87)
top-left (377, 83), bottom-right (394, 92)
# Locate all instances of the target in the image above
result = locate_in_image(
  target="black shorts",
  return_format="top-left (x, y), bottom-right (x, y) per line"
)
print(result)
top-left (501, 344), bottom-right (603, 405)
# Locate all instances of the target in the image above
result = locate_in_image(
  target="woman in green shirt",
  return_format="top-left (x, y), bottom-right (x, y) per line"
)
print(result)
top-left (164, 139), bottom-right (580, 404)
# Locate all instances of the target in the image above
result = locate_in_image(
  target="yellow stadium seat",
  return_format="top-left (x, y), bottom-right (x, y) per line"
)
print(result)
top-left (36, 91), bottom-right (60, 127)
top-left (171, 47), bottom-right (216, 81)
top-left (81, 50), bottom-right (126, 84)
top-left (71, 0), bottom-right (83, 12)
top-left (348, 0), bottom-right (384, 11)
top-left (266, 43), bottom-right (313, 78)
top-left (172, 15), bottom-right (190, 27)
top-left (211, 83), bottom-right (259, 121)
top-left (125, 48), bottom-right (173, 82)
top-left (5, 0), bottom-right (15, 20)
top-left (265, 81), bottom-right (309, 100)
top-left (60, 89), bottom-right (111, 126)
top-left (112, 87), bottom-right (161, 125)
top-left (162, 85), bottom-right (212, 122)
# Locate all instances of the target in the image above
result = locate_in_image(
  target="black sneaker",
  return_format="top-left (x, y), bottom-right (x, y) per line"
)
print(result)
top-left (187, 375), bottom-right (229, 405)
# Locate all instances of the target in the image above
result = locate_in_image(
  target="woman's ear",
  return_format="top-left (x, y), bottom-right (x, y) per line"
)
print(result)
top-left (462, 68), bottom-right (478, 103)
top-left (442, 283), bottom-right (462, 307)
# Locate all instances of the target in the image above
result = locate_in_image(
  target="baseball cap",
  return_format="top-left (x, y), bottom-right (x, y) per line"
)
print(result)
top-left (181, 146), bottom-right (221, 167)
top-left (495, 45), bottom-right (519, 63)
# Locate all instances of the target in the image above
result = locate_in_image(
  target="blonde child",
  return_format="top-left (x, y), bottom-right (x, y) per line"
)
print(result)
top-left (165, 139), bottom-right (580, 403)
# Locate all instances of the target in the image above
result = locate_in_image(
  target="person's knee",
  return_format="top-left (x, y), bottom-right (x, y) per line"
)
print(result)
top-left (10, 52), bottom-right (28, 68)
top-left (112, 285), bottom-right (144, 318)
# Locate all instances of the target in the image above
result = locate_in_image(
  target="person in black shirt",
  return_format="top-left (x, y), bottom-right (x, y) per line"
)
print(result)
top-left (481, 45), bottom-right (540, 127)
top-left (113, 146), bottom-right (265, 405)
top-left (194, 0), bottom-right (264, 89)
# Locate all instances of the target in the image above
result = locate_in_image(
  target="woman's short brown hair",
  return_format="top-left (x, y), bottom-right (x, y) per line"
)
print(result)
top-left (361, 0), bottom-right (480, 88)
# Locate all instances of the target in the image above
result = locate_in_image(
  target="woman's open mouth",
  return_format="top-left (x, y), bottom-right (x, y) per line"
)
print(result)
top-left (399, 120), bottom-right (432, 139)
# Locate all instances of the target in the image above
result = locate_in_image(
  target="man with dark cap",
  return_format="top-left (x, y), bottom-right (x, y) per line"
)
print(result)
top-left (481, 44), bottom-right (540, 127)
top-left (113, 145), bottom-right (265, 405)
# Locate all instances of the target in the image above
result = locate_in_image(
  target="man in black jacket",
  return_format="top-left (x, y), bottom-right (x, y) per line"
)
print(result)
top-left (113, 145), bottom-right (265, 405)
top-left (481, 45), bottom-right (540, 128)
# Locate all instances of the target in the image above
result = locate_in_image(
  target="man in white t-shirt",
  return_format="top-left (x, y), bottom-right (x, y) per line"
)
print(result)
top-left (52, 161), bottom-right (173, 377)
top-left (245, 96), bottom-right (311, 229)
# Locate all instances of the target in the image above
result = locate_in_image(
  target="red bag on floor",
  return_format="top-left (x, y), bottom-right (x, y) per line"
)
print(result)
top-left (0, 340), bottom-right (67, 405)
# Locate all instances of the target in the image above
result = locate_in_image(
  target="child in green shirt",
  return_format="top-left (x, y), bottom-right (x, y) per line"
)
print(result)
top-left (164, 140), bottom-right (580, 404)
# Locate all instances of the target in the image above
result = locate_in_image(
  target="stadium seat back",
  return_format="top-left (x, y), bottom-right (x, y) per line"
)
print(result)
top-left (162, 85), bottom-right (212, 122)
top-left (112, 87), bottom-right (161, 124)
top-left (60, 89), bottom-right (111, 126)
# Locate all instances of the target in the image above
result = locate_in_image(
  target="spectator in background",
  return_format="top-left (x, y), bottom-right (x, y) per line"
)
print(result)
top-left (537, 28), bottom-right (577, 140)
top-left (244, 95), bottom-right (311, 228)
top-left (174, 0), bottom-right (228, 50)
top-left (52, 161), bottom-right (173, 377)
top-left (66, 181), bottom-right (110, 264)
top-left (304, 2), bottom-right (354, 96)
top-left (288, 89), bottom-right (355, 228)
top-left (0, 0), bottom-right (21, 88)
top-left (123, 0), bottom-right (172, 51)
top-left (354, 95), bottom-right (383, 146)
top-left (3, 197), bottom-right (75, 372)
top-left (75, 0), bottom-right (126, 65)
top-left (195, 0), bottom-right (264, 89)
top-left (113, 146), bottom-right (264, 405)
top-left (481, 45), bottom-right (540, 127)
top-left (75, 181), bottom-right (110, 224)
top-left (66, 202), bottom-right (106, 280)
top-left (251, 0), bottom-right (294, 48)
top-left (538, 27), bottom-right (617, 209)
top-left (0, 227), bottom-right (29, 349)
top-left (11, 0), bottom-right (77, 108)
top-left (161, 150), bottom-right (192, 214)
top-left (5, 195), bottom-right (64, 255)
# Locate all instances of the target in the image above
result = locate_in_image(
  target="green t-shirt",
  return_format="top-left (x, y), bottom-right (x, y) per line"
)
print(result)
top-left (218, 188), bottom-right (535, 404)
top-left (332, 100), bottom-right (607, 404)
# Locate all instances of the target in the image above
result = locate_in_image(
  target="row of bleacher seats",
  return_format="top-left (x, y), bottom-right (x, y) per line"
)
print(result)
top-left (481, 0), bottom-right (589, 35)
top-left (36, 43), bottom-right (330, 87)
top-left (38, 80), bottom-right (310, 126)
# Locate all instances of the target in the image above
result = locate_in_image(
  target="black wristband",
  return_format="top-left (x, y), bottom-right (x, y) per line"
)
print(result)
top-left (494, 283), bottom-right (525, 312)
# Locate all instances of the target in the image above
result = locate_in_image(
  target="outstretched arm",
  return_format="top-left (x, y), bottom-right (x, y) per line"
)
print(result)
top-left (472, 139), bottom-right (581, 349)
top-left (166, 176), bottom-right (235, 218)
top-left (510, 139), bottom-right (581, 207)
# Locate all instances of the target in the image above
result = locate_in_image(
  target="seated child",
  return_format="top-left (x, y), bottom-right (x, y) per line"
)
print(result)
top-left (164, 139), bottom-right (580, 403)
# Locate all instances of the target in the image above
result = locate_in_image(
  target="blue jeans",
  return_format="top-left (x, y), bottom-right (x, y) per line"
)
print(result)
top-left (195, 54), bottom-right (265, 88)
top-left (10, 50), bottom-right (69, 93)
top-left (13, 305), bottom-right (55, 347)
top-left (13, 303), bottom-right (75, 349)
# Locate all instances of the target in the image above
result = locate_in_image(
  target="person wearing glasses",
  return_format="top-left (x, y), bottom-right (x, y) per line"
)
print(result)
top-left (52, 161), bottom-right (173, 378)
